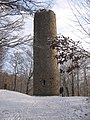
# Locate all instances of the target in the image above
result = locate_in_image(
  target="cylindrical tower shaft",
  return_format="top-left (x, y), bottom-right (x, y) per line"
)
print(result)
top-left (33, 9), bottom-right (60, 96)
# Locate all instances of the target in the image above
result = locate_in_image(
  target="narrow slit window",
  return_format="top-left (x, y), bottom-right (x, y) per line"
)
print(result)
top-left (43, 80), bottom-right (46, 85)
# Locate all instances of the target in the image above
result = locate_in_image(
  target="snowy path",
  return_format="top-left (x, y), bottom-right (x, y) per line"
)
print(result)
top-left (0, 90), bottom-right (90, 120)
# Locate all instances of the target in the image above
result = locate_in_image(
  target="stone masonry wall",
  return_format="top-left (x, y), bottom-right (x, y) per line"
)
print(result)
top-left (33, 9), bottom-right (60, 96)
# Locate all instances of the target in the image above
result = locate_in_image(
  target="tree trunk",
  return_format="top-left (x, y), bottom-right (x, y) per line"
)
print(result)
top-left (63, 73), bottom-right (69, 96)
top-left (26, 71), bottom-right (33, 95)
top-left (71, 70), bottom-right (74, 96)
top-left (13, 74), bottom-right (17, 91)
top-left (76, 66), bottom-right (80, 96)
top-left (84, 66), bottom-right (88, 96)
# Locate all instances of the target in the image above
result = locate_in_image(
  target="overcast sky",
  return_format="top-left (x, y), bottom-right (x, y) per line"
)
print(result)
top-left (24, 0), bottom-right (90, 50)
top-left (24, 0), bottom-right (74, 36)
top-left (52, 0), bottom-right (74, 35)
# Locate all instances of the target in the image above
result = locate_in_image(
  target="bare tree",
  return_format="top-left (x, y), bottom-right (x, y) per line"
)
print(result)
top-left (0, 0), bottom-right (54, 72)
top-left (0, 0), bottom-right (53, 50)
top-left (26, 63), bottom-right (33, 95)
top-left (0, 0), bottom-right (54, 15)
top-left (68, 0), bottom-right (90, 37)
top-left (5, 44), bottom-right (33, 91)
top-left (9, 52), bottom-right (23, 91)
top-left (49, 35), bottom-right (90, 96)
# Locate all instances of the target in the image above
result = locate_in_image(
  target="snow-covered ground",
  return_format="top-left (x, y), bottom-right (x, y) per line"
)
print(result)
top-left (0, 90), bottom-right (90, 120)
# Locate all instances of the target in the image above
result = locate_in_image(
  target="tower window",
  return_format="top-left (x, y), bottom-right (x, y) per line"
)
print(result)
top-left (43, 80), bottom-right (46, 85)
top-left (41, 80), bottom-right (46, 86)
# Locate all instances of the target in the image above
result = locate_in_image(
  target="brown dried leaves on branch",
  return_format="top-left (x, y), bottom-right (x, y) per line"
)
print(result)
top-left (49, 35), bottom-right (90, 73)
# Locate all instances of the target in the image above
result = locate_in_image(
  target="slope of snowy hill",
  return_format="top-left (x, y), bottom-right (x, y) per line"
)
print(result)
top-left (0, 90), bottom-right (90, 120)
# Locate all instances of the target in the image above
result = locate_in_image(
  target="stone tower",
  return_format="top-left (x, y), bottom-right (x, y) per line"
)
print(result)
top-left (33, 9), bottom-right (60, 96)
